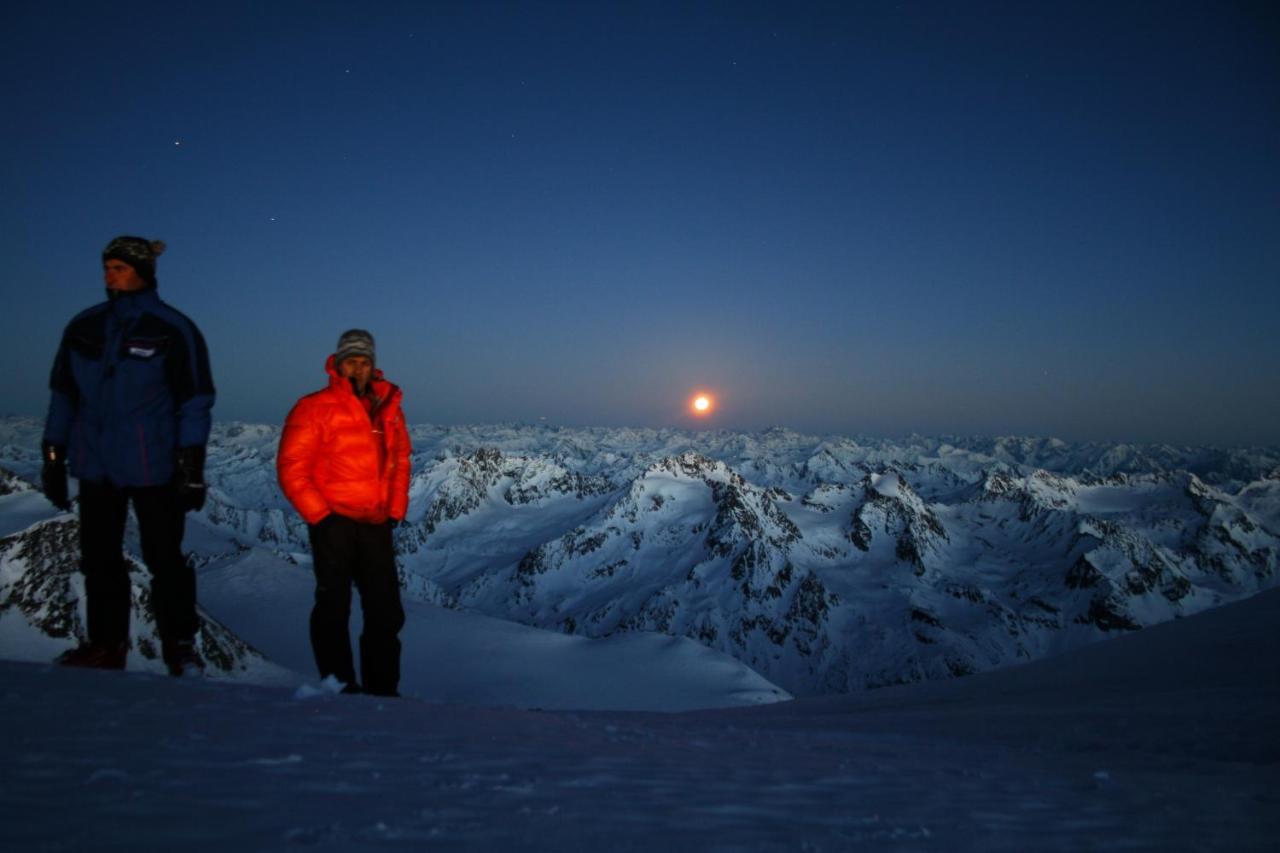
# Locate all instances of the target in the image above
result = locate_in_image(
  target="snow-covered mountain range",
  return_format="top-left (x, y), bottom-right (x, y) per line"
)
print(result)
top-left (1, 416), bottom-right (1277, 697)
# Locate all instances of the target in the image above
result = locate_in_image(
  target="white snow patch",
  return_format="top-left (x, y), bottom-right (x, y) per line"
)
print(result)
top-left (870, 471), bottom-right (902, 498)
top-left (293, 676), bottom-right (345, 700)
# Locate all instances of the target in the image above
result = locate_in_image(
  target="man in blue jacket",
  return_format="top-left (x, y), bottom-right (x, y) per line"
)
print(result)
top-left (42, 236), bottom-right (216, 675)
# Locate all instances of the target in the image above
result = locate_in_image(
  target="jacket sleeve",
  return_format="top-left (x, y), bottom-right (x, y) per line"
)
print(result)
top-left (278, 399), bottom-right (331, 525)
top-left (43, 329), bottom-right (77, 447)
top-left (167, 318), bottom-right (216, 449)
top-left (388, 412), bottom-right (412, 521)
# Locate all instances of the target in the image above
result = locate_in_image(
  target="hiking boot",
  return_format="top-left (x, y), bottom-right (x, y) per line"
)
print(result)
top-left (163, 640), bottom-right (206, 677)
top-left (55, 641), bottom-right (128, 670)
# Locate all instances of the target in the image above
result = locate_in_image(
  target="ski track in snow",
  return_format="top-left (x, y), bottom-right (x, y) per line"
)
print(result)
top-left (3, 588), bottom-right (1278, 852)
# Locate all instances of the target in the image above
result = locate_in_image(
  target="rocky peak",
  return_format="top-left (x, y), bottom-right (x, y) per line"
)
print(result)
top-left (976, 467), bottom-right (1077, 522)
top-left (978, 468), bottom-right (1021, 500)
top-left (706, 475), bottom-right (801, 556)
top-left (652, 451), bottom-right (735, 483)
top-left (849, 469), bottom-right (948, 573)
top-left (801, 483), bottom-right (850, 513)
top-left (0, 465), bottom-right (33, 496)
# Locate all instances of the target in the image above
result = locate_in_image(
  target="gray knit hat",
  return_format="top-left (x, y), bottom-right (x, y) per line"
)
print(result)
top-left (103, 236), bottom-right (166, 287)
top-left (335, 329), bottom-right (375, 366)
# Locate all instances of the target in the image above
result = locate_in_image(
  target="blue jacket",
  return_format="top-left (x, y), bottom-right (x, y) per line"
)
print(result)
top-left (43, 288), bottom-right (215, 487)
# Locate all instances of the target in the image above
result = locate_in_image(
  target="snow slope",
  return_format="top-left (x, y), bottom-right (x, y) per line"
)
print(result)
top-left (195, 544), bottom-right (788, 711)
top-left (1, 586), bottom-right (1275, 852)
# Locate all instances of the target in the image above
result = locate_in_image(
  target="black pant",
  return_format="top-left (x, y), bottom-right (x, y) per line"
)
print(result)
top-left (78, 479), bottom-right (196, 657)
top-left (307, 515), bottom-right (405, 696)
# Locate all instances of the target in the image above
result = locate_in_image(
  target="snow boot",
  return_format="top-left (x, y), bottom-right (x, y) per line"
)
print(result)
top-left (55, 641), bottom-right (128, 670)
top-left (163, 640), bottom-right (206, 677)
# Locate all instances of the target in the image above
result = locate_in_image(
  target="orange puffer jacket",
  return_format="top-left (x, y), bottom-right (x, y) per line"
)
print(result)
top-left (278, 355), bottom-right (411, 525)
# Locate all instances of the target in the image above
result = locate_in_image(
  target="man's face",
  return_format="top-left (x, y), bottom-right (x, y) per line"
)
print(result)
top-left (339, 355), bottom-right (374, 393)
top-left (103, 259), bottom-right (146, 292)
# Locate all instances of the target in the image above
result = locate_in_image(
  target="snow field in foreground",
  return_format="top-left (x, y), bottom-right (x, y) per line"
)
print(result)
top-left (3, 587), bottom-right (1277, 852)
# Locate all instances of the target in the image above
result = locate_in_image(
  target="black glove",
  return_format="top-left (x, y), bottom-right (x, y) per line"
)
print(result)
top-left (41, 442), bottom-right (71, 512)
top-left (173, 446), bottom-right (207, 512)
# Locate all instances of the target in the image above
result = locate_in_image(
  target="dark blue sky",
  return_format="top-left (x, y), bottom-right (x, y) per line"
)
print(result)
top-left (3, 1), bottom-right (1277, 445)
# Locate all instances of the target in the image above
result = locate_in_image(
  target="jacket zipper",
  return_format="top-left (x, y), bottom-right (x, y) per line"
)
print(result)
top-left (137, 423), bottom-right (151, 484)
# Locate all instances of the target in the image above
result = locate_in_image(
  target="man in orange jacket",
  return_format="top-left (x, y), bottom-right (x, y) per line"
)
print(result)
top-left (278, 329), bottom-right (411, 696)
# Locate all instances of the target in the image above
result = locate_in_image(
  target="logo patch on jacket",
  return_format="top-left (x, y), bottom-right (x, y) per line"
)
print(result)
top-left (128, 345), bottom-right (158, 358)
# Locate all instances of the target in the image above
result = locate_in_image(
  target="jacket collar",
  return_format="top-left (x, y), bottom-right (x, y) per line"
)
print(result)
top-left (106, 287), bottom-right (161, 321)
top-left (324, 354), bottom-right (401, 409)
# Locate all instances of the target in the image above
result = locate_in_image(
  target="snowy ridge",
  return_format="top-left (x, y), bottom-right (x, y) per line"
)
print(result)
top-left (496, 452), bottom-right (841, 691)
top-left (1, 417), bottom-right (1278, 696)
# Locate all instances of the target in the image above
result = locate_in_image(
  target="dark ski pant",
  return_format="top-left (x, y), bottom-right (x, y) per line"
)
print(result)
top-left (307, 515), bottom-right (405, 696)
top-left (78, 479), bottom-right (197, 658)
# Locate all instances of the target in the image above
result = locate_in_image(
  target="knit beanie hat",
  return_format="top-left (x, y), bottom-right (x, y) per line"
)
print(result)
top-left (335, 329), bottom-right (376, 366)
top-left (103, 236), bottom-right (166, 288)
